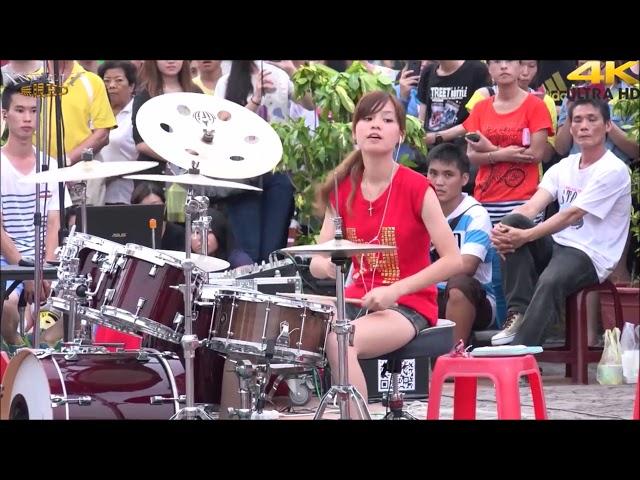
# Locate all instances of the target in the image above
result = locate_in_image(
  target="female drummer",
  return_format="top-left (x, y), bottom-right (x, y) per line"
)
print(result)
top-left (308, 90), bottom-right (463, 412)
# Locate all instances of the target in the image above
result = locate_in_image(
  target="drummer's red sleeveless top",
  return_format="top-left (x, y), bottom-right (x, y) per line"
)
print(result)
top-left (330, 165), bottom-right (437, 325)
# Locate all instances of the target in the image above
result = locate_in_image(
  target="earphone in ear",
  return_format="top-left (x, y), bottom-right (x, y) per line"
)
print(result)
top-left (399, 135), bottom-right (405, 144)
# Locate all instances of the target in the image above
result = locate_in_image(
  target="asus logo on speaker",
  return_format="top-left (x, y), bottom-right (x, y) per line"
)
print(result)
top-left (112, 233), bottom-right (127, 238)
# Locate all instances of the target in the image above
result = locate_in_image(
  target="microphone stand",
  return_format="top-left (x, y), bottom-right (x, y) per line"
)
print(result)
top-left (31, 62), bottom-right (51, 349)
top-left (52, 60), bottom-right (69, 247)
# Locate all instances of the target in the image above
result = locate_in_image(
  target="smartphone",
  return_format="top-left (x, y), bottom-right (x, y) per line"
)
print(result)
top-left (406, 60), bottom-right (422, 77)
top-left (465, 132), bottom-right (481, 142)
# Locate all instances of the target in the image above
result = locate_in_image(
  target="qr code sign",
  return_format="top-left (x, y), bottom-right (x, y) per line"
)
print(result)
top-left (377, 359), bottom-right (416, 392)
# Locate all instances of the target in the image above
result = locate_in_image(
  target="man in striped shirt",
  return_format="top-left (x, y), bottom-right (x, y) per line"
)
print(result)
top-left (1, 80), bottom-right (65, 347)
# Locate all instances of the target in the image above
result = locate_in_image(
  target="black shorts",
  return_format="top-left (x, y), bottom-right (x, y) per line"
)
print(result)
top-left (437, 274), bottom-right (493, 330)
top-left (344, 303), bottom-right (430, 338)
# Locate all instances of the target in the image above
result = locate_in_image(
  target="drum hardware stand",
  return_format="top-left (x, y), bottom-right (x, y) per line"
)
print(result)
top-left (314, 217), bottom-right (371, 420)
top-left (227, 355), bottom-right (274, 420)
top-left (171, 172), bottom-right (214, 420)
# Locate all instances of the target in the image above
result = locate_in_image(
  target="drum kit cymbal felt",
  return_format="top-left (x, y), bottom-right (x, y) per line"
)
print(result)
top-left (1, 93), bottom-right (395, 421)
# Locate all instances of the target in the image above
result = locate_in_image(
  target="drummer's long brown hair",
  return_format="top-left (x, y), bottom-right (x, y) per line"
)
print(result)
top-left (314, 91), bottom-right (406, 217)
top-left (137, 60), bottom-right (200, 97)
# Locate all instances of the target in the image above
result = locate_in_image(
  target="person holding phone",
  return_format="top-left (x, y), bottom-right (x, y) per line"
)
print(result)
top-left (462, 60), bottom-right (554, 226)
top-left (465, 60), bottom-right (557, 167)
top-left (394, 61), bottom-right (425, 116)
top-left (417, 60), bottom-right (490, 146)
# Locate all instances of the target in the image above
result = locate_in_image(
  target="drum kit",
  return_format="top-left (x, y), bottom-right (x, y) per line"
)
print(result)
top-left (0, 93), bottom-right (396, 421)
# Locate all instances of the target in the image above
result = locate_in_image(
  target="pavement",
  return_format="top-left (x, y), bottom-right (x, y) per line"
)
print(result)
top-left (270, 362), bottom-right (638, 420)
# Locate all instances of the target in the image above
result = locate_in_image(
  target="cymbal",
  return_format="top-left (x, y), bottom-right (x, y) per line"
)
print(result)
top-left (135, 92), bottom-right (283, 179)
top-left (124, 173), bottom-right (262, 191)
top-left (280, 239), bottom-right (396, 257)
top-left (158, 250), bottom-right (230, 272)
top-left (18, 161), bottom-right (159, 184)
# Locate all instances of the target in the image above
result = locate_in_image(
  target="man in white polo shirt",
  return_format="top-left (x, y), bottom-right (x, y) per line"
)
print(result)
top-left (490, 97), bottom-right (632, 346)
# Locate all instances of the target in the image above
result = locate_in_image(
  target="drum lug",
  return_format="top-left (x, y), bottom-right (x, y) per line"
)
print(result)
top-left (173, 312), bottom-right (185, 327)
top-left (51, 394), bottom-right (92, 407)
top-left (64, 351), bottom-right (80, 361)
top-left (136, 350), bottom-right (150, 362)
top-left (104, 289), bottom-right (115, 304)
top-left (276, 321), bottom-right (290, 347)
top-left (116, 255), bottom-right (127, 269)
top-left (35, 349), bottom-right (54, 359)
top-left (135, 297), bottom-right (147, 317)
top-left (160, 350), bottom-right (180, 360)
top-left (150, 395), bottom-right (186, 405)
top-left (149, 264), bottom-right (157, 277)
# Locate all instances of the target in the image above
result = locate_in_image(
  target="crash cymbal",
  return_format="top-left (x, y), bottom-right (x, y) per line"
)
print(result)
top-left (280, 239), bottom-right (396, 257)
top-left (18, 161), bottom-right (159, 184)
top-left (135, 92), bottom-right (283, 179)
top-left (158, 250), bottom-right (230, 272)
top-left (125, 173), bottom-right (262, 191)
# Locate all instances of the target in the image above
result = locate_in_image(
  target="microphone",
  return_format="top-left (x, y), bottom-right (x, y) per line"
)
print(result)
top-left (149, 218), bottom-right (157, 249)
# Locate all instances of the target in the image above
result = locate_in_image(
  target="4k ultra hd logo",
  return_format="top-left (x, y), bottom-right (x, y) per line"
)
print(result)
top-left (548, 60), bottom-right (639, 102)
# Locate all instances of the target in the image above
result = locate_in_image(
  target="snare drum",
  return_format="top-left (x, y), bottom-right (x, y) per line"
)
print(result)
top-left (0, 348), bottom-right (185, 420)
top-left (57, 231), bottom-right (124, 308)
top-left (204, 289), bottom-right (333, 366)
top-left (100, 244), bottom-right (205, 343)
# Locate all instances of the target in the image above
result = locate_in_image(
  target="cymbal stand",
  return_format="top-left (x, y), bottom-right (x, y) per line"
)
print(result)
top-left (171, 175), bottom-right (213, 420)
top-left (314, 217), bottom-right (370, 420)
top-left (191, 202), bottom-right (212, 256)
top-left (53, 255), bottom-right (91, 343)
top-left (69, 182), bottom-right (88, 234)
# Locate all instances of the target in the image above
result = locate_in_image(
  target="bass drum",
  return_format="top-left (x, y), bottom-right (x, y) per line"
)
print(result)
top-left (0, 349), bottom-right (185, 420)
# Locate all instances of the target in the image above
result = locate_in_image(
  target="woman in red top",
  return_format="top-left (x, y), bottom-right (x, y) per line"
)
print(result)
top-left (310, 91), bottom-right (462, 407)
top-left (462, 60), bottom-right (554, 225)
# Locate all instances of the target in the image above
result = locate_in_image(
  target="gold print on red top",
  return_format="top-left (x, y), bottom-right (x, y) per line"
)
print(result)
top-left (346, 227), bottom-right (399, 284)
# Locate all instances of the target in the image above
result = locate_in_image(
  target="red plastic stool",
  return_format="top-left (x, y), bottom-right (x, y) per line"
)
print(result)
top-left (1, 351), bottom-right (10, 383)
top-left (427, 354), bottom-right (547, 420)
top-left (633, 379), bottom-right (639, 420)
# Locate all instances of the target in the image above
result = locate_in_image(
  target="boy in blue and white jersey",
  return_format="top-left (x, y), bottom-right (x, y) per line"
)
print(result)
top-left (427, 143), bottom-right (497, 345)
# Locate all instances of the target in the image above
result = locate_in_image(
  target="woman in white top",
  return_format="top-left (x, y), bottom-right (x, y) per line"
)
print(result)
top-left (96, 61), bottom-right (139, 204)
top-left (212, 61), bottom-right (314, 263)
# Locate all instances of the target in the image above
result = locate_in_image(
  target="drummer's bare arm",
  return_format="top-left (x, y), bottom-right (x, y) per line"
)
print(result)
top-left (0, 213), bottom-right (22, 265)
top-left (309, 208), bottom-right (337, 280)
top-left (390, 188), bottom-right (463, 298)
top-left (66, 129), bottom-right (110, 165)
top-left (135, 142), bottom-right (167, 163)
top-left (45, 210), bottom-right (60, 263)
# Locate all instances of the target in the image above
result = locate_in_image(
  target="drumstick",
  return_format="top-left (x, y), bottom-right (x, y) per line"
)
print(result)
top-left (275, 292), bottom-right (363, 305)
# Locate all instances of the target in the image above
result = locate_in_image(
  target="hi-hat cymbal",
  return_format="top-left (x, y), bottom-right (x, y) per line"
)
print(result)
top-left (159, 250), bottom-right (230, 272)
top-left (280, 239), bottom-right (396, 257)
top-left (124, 173), bottom-right (261, 191)
top-left (135, 92), bottom-right (283, 179)
top-left (18, 161), bottom-right (159, 184)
